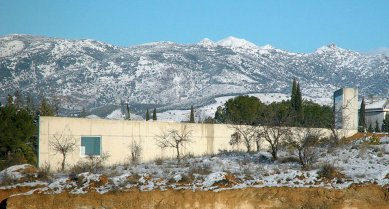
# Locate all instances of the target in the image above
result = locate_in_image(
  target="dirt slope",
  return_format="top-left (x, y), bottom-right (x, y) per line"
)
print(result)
top-left (3, 184), bottom-right (389, 209)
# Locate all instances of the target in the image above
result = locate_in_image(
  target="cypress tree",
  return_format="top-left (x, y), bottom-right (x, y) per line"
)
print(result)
top-left (126, 103), bottom-right (130, 120)
top-left (189, 106), bottom-right (195, 123)
top-left (289, 79), bottom-right (303, 126)
top-left (290, 78), bottom-right (297, 111)
top-left (146, 109), bottom-right (150, 121)
top-left (382, 114), bottom-right (389, 132)
top-left (358, 98), bottom-right (366, 132)
top-left (296, 82), bottom-right (303, 124)
top-left (152, 108), bottom-right (157, 120)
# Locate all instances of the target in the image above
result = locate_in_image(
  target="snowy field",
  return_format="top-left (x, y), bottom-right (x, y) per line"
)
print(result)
top-left (1, 136), bottom-right (388, 196)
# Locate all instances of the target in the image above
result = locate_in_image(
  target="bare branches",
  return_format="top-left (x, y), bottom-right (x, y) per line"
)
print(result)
top-left (155, 125), bottom-right (193, 160)
top-left (261, 125), bottom-right (290, 160)
top-left (129, 141), bottom-right (142, 164)
top-left (286, 128), bottom-right (323, 169)
top-left (229, 124), bottom-right (260, 153)
top-left (331, 90), bottom-right (358, 144)
top-left (49, 128), bottom-right (77, 171)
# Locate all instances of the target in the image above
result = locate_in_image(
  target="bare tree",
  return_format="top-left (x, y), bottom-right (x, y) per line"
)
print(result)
top-left (129, 140), bottom-right (142, 164)
top-left (261, 125), bottom-right (290, 160)
top-left (286, 128), bottom-right (323, 169)
top-left (155, 125), bottom-right (193, 160)
top-left (229, 131), bottom-right (242, 151)
top-left (49, 129), bottom-right (77, 171)
top-left (260, 109), bottom-right (291, 160)
top-left (229, 124), bottom-right (259, 153)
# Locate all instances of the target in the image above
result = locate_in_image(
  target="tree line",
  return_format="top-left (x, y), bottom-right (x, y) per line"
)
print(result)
top-left (214, 79), bottom-right (333, 128)
top-left (0, 91), bottom-right (57, 169)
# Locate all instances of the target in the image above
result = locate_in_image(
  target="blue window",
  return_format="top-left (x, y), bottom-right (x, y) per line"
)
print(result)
top-left (80, 136), bottom-right (101, 156)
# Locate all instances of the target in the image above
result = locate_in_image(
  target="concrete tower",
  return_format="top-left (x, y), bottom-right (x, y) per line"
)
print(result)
top-left (333, 88), bottom-right (358, 130)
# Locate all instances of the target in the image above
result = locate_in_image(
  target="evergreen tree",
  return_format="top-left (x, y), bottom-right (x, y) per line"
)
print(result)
top-left (382, 114), bottom-right (389, 132)
top-left (6, 94), bottom-right (13, 107)
top-left (126, 103), bottom-right (130, 120)
top-left (289, 79), bottom-right (303, 126)
top-left (39, 98), bottom-right (55, 116)
top-left (290, 78), bottom-right (297, 111)
top-left (14, 90), bottom-right (23, 109)
top-left (152, 108), bottom-right (157, 120)
top-left (375, 120), bottom-right (381, 132)
top-left (0, 105), bottom-right (36, 165)
top-left (79, 107), bottom-right (87, 118)
top-left (189, 106), bottom-right (195, 123)
top-left (214, 106), bottom-right (225, 123)
top-left (358, 98), bottom-right (366, 132)
top-left (146, 109), bottom-right (150, 121)
top-left (26, 93), bottom-right (35, 114)
top-left (223, 96), bottom-right (264, 125)
top-left (367, 123), bottom-right (374, 132)
top-left (296, 82), bottom-right (303, 124)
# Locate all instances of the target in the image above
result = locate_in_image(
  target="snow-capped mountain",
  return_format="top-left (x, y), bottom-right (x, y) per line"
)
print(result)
top-left (0, 34), bottom-right (388, 115)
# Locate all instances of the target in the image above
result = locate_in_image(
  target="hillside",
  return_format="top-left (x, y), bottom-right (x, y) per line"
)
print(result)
top-left (1, 35), bottom-right (388, 116)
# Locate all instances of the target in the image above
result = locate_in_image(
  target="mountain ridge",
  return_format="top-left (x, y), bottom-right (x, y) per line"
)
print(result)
top-left (0, 34), bottom-right (388, 115)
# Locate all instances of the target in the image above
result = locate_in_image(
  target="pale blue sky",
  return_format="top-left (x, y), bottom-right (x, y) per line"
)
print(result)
top-left (0, 0), bottom-right (388, 53)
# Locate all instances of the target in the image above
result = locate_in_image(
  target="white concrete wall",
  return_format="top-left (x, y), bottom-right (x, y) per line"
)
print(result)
top-left (342, 88), bottom-right (359, 130)
top-left (366, 111), bottom-right (386, 130)
top-left (39, 117), bottom-right (357, 170)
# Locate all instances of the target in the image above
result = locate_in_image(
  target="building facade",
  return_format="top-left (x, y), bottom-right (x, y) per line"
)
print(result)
top-left (333, 88), bottom-right (359, 130)
top-left (39, 116), bottom-right (357, 170)
top-left (365, 99), bottom-right (389, 131)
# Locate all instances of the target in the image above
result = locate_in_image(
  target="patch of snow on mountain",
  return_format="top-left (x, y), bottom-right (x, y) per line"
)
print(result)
top-left (198, 38), bottom-right (216, 47)
top-left (0, 40), bottom-right (24, 57)
top-left (217, 36), bottom-right (257, 49)
top-left (106, 108), bottom-right (124, 120)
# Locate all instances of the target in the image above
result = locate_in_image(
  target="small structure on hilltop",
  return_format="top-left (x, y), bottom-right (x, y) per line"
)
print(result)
top-left (333, 88), bottom-right (358, 130)
top-left (365, 99), bottom-right (389, 131)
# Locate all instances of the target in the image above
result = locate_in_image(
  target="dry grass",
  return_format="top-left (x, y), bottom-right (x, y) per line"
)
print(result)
top-left (317, 164), bottom-right (344, 180)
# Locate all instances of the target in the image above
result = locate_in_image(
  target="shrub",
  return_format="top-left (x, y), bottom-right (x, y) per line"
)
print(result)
top-left (369, 136), bottom-right (380, 145)
top-left (278, 156), bottom-right (300, 164)
top-left (69, 153), bottom-right (110, 174)
top-left (317, 164), bottom-right (344, 180)
top-left (129, 142), bottom-right (142, 165)
top-left (154, 158), bottom-right (164, 165)
top-left (0, 172), bottom-right (16, 186)
top-left (37, 162), bottom-right (52, 181)
top-left (188, 164), bottom-right (212, 176)
top-left (126, 173), bottom-right (141, 184)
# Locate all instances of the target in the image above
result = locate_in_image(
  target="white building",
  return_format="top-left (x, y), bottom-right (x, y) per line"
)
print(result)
top-left (333, 88), bottom-right (358, 130)
top-left (365, 99), bottom-right (389, 130)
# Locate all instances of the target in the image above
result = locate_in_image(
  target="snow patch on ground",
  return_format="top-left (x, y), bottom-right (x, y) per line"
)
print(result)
top-left (2, 136), bottom-right (389, 195)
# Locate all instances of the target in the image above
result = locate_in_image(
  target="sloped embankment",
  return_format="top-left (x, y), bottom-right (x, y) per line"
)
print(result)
top-left (4, 184), bottom-right (389, 209)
